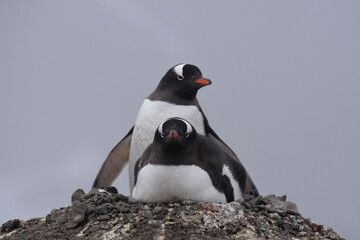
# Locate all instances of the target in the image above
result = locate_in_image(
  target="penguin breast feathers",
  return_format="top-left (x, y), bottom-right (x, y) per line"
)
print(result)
top-left (133, 164), bottom-right (241, 203)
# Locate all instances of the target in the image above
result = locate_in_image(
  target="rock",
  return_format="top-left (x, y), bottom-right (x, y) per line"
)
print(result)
top-left (0, 189), bottom-right (344, 240)
top-left (66, 201), bottom-right (87, 229)
top-left (278, 219), bottom-right (294, 230)
top-left (138, 210), bottom-right (152, 219)
top-left (268, 213), bottom-right (281, 220)
top-left (93, 205), bottom-right (108, 215)
top-left (71, 188), bottom-right (85, 203)
top-left (247, 195), bottom-right (262, 206)
top-left (1, 219), bottom-right (20, 232)
top-left (260, 194), bottom-right (299, 215)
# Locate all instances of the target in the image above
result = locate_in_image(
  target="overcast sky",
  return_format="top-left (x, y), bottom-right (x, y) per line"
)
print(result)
top-left (1, 1), bottom-right (359, 239)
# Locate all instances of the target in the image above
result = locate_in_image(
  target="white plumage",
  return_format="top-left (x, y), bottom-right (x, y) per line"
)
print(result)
top-left (132, 164), bottom-right (226, 203)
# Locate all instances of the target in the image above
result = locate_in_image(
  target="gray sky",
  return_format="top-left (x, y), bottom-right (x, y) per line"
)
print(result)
top-left (1, 1), bottom-right (359, 239)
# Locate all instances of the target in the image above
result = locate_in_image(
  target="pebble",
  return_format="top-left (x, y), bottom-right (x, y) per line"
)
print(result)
top-left (152, 206), bottom-right (163, 215)
top-left (298, 231), bottom-right (308, 237)
top-left (248, 195), bottom-right (262, 206)
top-left (268, 213), bottom-right (281, 220)
top-left (121, 207), bottom-right (131, 213)
top-left (139, 210), bottom-right (152, 219)
top-left (71, 189), bottom-right (85, 203)
top-left (148, 220), bottom-right (162, 227)
top-left (114, 193), bottom-right (128, 202)
top-left (241, 201), bottom-right (251, 209)
top-left (281, 220), bottom-right (294, 230)
top-left (94, 205), bottom-right (108, 215)
top-left (97, 215), bottom-right (111, 221)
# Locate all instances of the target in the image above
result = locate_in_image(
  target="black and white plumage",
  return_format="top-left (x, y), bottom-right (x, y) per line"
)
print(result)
top-left (92, 63), bottom-right (258, 197)
top-left (132, 118), bottom-right (254, 203)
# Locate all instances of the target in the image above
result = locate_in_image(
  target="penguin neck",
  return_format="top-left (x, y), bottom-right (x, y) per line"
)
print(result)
top-left (148, 85), bottom-right (200, 106)
top-left (151, 141), bottom-right (198, 166)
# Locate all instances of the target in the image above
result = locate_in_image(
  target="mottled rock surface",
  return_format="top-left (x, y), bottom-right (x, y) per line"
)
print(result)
top-left (0, 189), bottom-right (343, 240)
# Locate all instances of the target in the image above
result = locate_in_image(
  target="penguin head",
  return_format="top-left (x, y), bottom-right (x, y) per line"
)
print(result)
top-left (155, 117), bottom-right (197, 154)
top-left (159, 64), bottom-right (212, 100)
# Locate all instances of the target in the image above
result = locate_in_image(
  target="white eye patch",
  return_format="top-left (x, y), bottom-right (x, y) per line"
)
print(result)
top-left (174, 63), bottom-right (186, 80)
top-left (158, 120), bottom-right (166, 137)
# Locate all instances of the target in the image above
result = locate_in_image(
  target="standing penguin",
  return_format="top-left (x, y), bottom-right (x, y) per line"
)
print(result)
top-left (133, 118), bottom-right (257, 203)
top-left (92, 63), bottom-right (258, 197)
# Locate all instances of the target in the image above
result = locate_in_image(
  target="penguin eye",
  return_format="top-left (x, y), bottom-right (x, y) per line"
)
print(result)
top-left (185, 132), bottom-right (190, 138)
top-left (177, 75), bottom-right (184, 80)
top-left (160, 132), bottom-right (165, 138)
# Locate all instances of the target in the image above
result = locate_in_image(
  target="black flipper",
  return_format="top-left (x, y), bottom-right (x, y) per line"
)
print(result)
top-left (205, 123), bottom-right (259, 196)
top-left (92, 127), bottom-right (134, 189)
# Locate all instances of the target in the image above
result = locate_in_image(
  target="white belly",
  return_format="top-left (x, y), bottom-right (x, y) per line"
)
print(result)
top-left (129, 99), bottom-right (205, 194)
top-left (132, 164), bottom-right (226, 203)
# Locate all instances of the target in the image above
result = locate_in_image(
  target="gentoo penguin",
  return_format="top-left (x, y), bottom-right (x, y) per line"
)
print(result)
top-left (132, 118), bottom-right (255, 203)
top-left (92, 63), bottom-right (258, 197)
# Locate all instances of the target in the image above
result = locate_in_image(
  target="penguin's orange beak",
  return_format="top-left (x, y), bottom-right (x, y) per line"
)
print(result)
top-left (169, 130), bottom-right (179, 139)
top-left (194, 78), bottom-right (212, 86)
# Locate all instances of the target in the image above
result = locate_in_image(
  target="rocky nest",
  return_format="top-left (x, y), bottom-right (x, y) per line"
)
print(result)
top-left (0, 188), bottom-right (343, 240)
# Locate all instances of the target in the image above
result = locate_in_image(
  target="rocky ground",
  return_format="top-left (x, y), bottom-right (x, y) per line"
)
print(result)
top-left (0, 188), bottom-right (343, 240)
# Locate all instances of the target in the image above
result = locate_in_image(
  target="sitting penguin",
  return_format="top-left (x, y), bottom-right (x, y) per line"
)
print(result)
top-left (132, 118), bottom-right (258, 203)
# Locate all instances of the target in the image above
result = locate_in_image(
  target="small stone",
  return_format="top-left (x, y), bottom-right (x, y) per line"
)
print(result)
top-left (148, 219), bottom-right (162, 227)
top-left (121, 207), bottom-right (131, 214)
top-left (261, 211), bottom-right (269, 217)
top-left (329, 232), bottom-right (339, 239)
top-left (152, 206), bottom-right (163, 215)
top-left (293, 224), bottom-right (300, 231)
top-left (71, 189), bottom-right (85, 203)
top-left (243, 194), bottom-right (256, 202)
top-left (268, 213), bottom-right (281, 220)
top-left (265, 204), bottom-right (272, 211)
top-left (139, 210), bottom-right (152, 219)
top-left (181, 200), bottom-right (193, 205)
top-left (261, 194), bottom-right (276, 202)
top-left (94, 205), bottom-right (108, 215)
top-left (100, 224), bottom-right (112, 230)
top-left (248, 195), bottom-right (262, 206)
top-left (240, 219), bottom-right (247, 226)
top-left (241, 201), bottom-right (251, 209)
top-left (285, 201), bottom-right (299, 215)
top-left (312, 223), bottom-right (323, 232)
top-left (289, 215), bottom-right (297, 222)
top-left (114, 193), bottom-right (128, 202)
top-left (278, 195), bottom-right (287, 201)
top-left (305, 218), bottom-right (313, 226)
top-left (85, 206), bottom-right (94, 216)
top-left (298, 231), bottom-right (308, 237)
top-left (1, 219), bottom-right (21, 232)
top-left (89, 224), bottom-right (101, 233)
top-left (301, 224), bottom-right (313, 233)
top-left (103, 195), bottom-right (112, 203)
top-left (231, 201), bottom-right (241, 207)
top-left (97, 215), bottom-right (111, 221)
top-left (66, 214), bottom-right (85, 229)
top-left (278, 220), bottom-right (294, 230)
top-left (96, 198), bottom-right (104, 205)
top-left (82, 191), bottom-right (96, 199)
